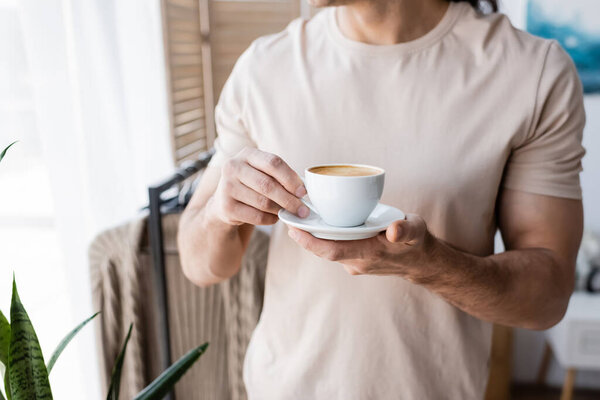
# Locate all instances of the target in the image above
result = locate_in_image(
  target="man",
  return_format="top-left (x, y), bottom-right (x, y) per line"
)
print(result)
top-left (178, 0), bottom-right (585, 398)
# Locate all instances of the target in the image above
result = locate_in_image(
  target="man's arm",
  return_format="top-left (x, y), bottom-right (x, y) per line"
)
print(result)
top-left (287, 188), bottom-right (583, 330)
top-left (178, 148), bottom-right (308, 287)
top-left (410, 189), bottom-right (582, 329)
top-left (178, 165), bottom-right (251, 287)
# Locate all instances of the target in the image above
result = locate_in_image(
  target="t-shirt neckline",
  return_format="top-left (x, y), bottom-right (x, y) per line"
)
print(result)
top-left (326, 2), bottom-right (466, 56)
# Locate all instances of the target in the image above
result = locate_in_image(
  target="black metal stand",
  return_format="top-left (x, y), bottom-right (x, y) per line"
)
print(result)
top-left (147, 148), bottom-right (214, 400)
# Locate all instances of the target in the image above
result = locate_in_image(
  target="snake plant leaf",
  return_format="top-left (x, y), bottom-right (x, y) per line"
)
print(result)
top-left (106, 323), bottom-right (133, 400)
top-left (8, 277), bottom-right (52, 400)
top-left (2, 365), bottom-right (10, 400)
top-left (3, 372), bottom-right (10, 400)
top-left (132, 342), bottom-right (209, 400)
top-left (0, 362), bottom-right (7, 400)
top-left (0, 311), bottom-right (9, 368)
top-left (46, 311), bottom-right (100, 374)
top-left (0, 142), bottom-right (17, 164)
top-left (0, 311), bottom-right (10, 400)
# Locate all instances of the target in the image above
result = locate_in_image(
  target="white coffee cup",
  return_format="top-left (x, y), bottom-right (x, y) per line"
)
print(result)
top-left (302, 164), bottom-right (385, 227)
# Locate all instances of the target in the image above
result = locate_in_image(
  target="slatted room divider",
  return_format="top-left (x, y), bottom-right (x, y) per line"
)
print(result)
top-left (161, 0), bottom-right (311, 164)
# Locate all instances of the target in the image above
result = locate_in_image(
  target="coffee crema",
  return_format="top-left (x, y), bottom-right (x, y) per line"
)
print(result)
top-left (309, 165), bottom-right (381, 177)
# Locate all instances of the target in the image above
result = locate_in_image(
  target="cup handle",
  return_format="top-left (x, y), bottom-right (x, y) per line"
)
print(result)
top-left (299, 176), bottom-right (319, 216)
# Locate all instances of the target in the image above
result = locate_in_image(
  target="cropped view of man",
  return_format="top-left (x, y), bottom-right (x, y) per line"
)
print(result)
top-left (178, 0), bottom-right (585, 398)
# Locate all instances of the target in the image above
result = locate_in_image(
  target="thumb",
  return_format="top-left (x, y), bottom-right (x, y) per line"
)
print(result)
top-left (385, 214), bottom-right (426, 244)
top-left (385, 220), bottom-right (405, 243)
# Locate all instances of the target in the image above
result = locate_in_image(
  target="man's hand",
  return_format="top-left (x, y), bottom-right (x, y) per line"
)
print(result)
top-left (178, 147), bottom-right (309, 287)
top-left (287, 190), bottom-right (582, 330)
top-left (287, 214), bottom-right (435, 280)
top-left (209, 148), bottom-right (309, 226)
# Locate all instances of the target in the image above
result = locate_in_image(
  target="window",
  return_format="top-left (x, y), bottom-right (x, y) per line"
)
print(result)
top-left (0, 1), bottom-right (93, 398)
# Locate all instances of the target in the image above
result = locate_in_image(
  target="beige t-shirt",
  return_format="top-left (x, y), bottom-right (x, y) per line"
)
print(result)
top-left (210, 3), bottom-right (585, 399)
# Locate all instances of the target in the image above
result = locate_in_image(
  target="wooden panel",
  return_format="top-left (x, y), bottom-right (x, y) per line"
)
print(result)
top-left (173, 98), bottom-right (204, 114)
top-left (171, 65), bottom-right (204, 80)
top-left (175, 108), bottom-right (205, 125)
top-left (176, 151), bottom-right (209, 164)
top-left (209, 0), bottom-right (299, 97)
top-left (484, 325), bottom-right (513, 400)
top-left (167, 5), bottom-right (199, 20)
top-left (171, 43), bottom-right (203, 55)
top-left (162, 0), bottom-right (211, 164)
top-left (173, 76), bottom-right (203, 91)
top-left (173, 87), bottom-right (203, 103)
top-left (169, 31), bottom-right (203, 43)
top-left (172, 54), bottom-right (203, 66)
top-left (167, 0), bottom-right (198, 7)
top-left (199, 0), bottom-right (216, 148)
top-left (175, 118), bottom-right (205, 136)
top-left (175, 130), bottom-right (207, 148)
top-left (169, 20), bottom-right (201, 33)
top-left (163, 0), bottom-right (302, 163)
top-left (176, 139), bottom-right (209, 160)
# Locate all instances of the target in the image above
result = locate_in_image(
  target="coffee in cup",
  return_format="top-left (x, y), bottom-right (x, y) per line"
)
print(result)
top-left (303, 164), bottom-right (384, 227)
top-left (308, 165), bottom-right (381, 177)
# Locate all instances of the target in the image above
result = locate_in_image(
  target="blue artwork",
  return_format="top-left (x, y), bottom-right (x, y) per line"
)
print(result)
top-left (527, 0), bottom-right (600, 94)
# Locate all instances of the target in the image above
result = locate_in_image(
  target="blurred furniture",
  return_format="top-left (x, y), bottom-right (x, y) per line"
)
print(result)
top-left (90, 150), bottom-right (270, 400)
top-left (575, 231), bottom-right (600, 293)
top-left (537, 293), bottom-right (600, 400)
top-left (485, 325), bottom-right (513, 400)
top-left (161, 0), bottom-right (216, 163)
top-left (160, 0), bottom-right (316, 164)
top-left (512, 384), bottom-right (600, 400)
top-left (147, 148), bottom-right (215, 377)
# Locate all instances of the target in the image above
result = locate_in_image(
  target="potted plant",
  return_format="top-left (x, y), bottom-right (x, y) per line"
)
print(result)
top-left (0, 142), bottom-right (208, 400)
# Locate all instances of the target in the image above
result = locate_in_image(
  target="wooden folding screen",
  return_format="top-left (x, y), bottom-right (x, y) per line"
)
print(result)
top-left (162, 0), bottom-right (306, 163)
top-left (161, 0), bottom-right (213, 163)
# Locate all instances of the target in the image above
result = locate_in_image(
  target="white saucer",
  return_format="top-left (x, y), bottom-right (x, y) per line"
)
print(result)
top-left (278, 203), bottom-right (405, 241)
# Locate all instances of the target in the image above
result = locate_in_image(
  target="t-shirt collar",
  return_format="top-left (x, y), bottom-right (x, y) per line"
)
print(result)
top-left (326, 2), bottom-right (467, 56)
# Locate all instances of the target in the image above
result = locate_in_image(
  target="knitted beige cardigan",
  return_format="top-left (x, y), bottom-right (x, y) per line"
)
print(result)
top-left (89, 213), bottom-right (269, 399)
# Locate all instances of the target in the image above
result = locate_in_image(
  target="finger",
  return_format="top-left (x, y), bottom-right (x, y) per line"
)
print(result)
top-left (287, 228), bottom-right (360, 261)
top-left (343, 265), bottom-right (361, 276)
top-left (229, 180), bottom-right (281, 215)
top-left (224, 199), bottom-right (279, 226)
top-left (238, 162), bottom-right (309, 217)
top-left (385, 213), bottom-right (426, 244)
top-left (244, 149), bottom-right (306, 197)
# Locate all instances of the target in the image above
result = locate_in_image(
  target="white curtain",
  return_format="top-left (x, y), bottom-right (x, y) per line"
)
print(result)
top-left (18, 0), bottom-right (173, 397)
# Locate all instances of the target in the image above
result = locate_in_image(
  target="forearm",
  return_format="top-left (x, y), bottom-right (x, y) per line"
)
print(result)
top-left (415, 235), bottom-right (573, 330)
top-left (289, 193), bottom-right (580, 329)
top-left (178, 196), bottom-right (248, 287)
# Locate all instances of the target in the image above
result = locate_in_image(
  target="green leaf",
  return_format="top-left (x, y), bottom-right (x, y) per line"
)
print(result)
top-left (3, 372), bottom-right (10, 400)
top-left (133, 343), bottom-right (208, 400)
top-left (0, 363), bottom-right (6, 400)
top-left (0, 311), bottom-right (10, 400)
top-left (46, 311), bottom-right (99, 374)
top-left (106, 324), bottom-right (133, 400)
top-left (0, 312), bottom-right (10, 400)
top-left (8, 277), bottom-right (53, 400)
top-left (0, 311), bottom-right (9, 368)
top-left (0, 142), bottom-right (17, 164)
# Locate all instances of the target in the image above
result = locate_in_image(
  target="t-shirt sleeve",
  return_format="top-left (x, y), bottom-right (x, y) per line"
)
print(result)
top-left (209, 45), bottom-right (257, 168)
top-left (502, 41), bottom-right (586, 199)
